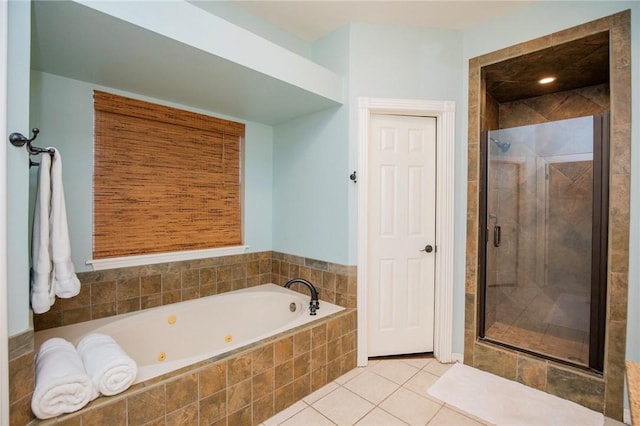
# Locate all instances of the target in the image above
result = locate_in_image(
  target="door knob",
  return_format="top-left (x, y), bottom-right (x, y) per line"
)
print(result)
top-left (420, 245), bottom-right (434, 253)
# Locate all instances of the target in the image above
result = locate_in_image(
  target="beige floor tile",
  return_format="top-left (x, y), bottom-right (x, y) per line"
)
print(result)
top-left (366, 359), bottom-right (381, 367)
top-left (302, 381), bottom-right (340, 405)
top-left (356, 407), bottom-right (409, 425)
top-left (280, 407), bottom-right (336, 426)
top-left (313, 386), bottom-right (375, 425)
top-left (335, 366), bottom-right (367, 385)
top-left (379, 387), bottom-right (441, 425)
top-left (370, 360), bottom-right (420, 385)
top-left (263, 401), bottom-right (308, 426)
top-left (403, 370), bottom-right (441, 398)
top-left (344, 370), bottom-right (401, 404)
top-left (428, 406), bottom-right (487, 426)
top-left (401, 357), bottom-right (433, 370)
top-left (423, 361), bottom-right (454, 377)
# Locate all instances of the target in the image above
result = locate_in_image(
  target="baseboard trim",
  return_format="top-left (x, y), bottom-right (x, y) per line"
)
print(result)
top-left (451, 352), bottom-right (464, 363)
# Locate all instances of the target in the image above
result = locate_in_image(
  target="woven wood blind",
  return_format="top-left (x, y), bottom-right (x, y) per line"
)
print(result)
top-left (93, 91), bottom-right (244, 259)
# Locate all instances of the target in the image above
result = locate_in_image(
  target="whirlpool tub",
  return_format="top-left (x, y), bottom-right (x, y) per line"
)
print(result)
top-left (34, 283), bottom-right (345, 384)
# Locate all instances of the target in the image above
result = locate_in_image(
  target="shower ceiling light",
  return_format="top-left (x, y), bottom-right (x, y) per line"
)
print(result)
top-left (539, 76), bottom-right (556, 84)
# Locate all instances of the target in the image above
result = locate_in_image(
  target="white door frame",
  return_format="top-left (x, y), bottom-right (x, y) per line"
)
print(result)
top-left (357, 97), bottom-right (455, 366)
top-left (1, 0), bottom-right (10, 423)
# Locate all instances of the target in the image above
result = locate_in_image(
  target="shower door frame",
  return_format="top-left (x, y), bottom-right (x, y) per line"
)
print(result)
top-left (478, 113), bottom-right (609, 373)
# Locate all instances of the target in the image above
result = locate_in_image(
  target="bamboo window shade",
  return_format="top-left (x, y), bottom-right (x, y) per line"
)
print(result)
top-left (93, 91), bottom-right (244, 259)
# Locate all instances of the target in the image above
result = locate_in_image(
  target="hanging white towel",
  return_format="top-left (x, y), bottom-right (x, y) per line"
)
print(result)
top-left (31, 153), bottom-right (55, 314)
top-left (77, 333), bottom-right (138, 396)
top-left (31, 337), bottom-right (98, 420)
top-left (49, 148), bottom-right (81, 298)
top-left (30, 148), bottom-right (81, 314)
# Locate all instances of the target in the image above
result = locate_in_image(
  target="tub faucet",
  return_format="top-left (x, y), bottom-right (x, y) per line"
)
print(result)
top-left (284, 278), bottom-right (320, 315)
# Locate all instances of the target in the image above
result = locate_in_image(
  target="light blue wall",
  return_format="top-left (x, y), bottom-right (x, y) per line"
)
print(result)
top-left (7, 1), bottom-right (31, 336)
top-left (28, 72), bottom-right (274, 277)
top-left (272, 107), bottom-right (350, 263)
top-left (461, 1), bottom-right (640, 365)
top-left (272, 26), bottom-right (351, 264)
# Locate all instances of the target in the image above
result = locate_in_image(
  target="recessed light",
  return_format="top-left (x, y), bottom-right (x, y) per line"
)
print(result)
top-left (539, 77), bottom-right (556, 84)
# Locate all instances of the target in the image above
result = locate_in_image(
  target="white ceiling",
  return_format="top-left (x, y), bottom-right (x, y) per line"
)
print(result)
top-left (229, 1), bottom-right (535, 42)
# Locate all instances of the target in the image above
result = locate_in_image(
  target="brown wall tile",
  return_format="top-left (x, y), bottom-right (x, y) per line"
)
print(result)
top-left (10, 395), bottom-right (35, 426)
top-left (82, 399), bottom-right (127, 425)
top-left (274, 360), bottom-right (294, 389)
top-left (293, 330), bottom-right (311, 356)
top-left (199, 390), bottom-right (227, 425)
top-left (166, 373), bottom-right (198, 414)
top-left (199, 362), bottom-right (227, 398)
top-left (473, 343), bottom-right (517, 380)
top-left (253, 392), bottom-right (274, 425)
top-left (274, 382), bottom-right (295, 413)
top-left (9, 352), bottom-right (35, 403)
top-left (516, 356), bottom-right (547, 391)
top-left (117, 277), bottom-right (141, 300)
top-left (274, 337), bottom-right (293, 365)
top-left (252, 344), bottom-right (274, 375)
top-left (253, 369), bottom-right (275, 397)
top-left (128, 386), bottom-right (165, 425)
top-left (166, 403), bottom-right (198, 426)
top-left (547, 366), bottom-right (605, 412)
top-left (228, 354), bottom-right (252, 386)
top-left (228, 379), bottom-right (252, 413)
top-left (228, 405), bottom-right (252, 426)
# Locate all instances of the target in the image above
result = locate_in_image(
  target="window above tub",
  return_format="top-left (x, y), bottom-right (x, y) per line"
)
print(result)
top-left (89, 91), bottom-right (247, 270)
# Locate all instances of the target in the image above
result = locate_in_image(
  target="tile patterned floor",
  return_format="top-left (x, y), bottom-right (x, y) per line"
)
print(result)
top-left (261, 357), bottom-right (628, 426)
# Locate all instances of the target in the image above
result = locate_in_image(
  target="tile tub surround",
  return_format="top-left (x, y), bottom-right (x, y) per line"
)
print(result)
top-left (8, 330), bottom-right (35, 426)
top-left (15, 308), bottom-right (357, 425)
top-left (465, 11), bottom-right (631, 420)
top-left (33, 251), bottom-right (357, 331)
top-left (11, 251), bottom-right (356, 423)
top-left (270, 252), bottom-right (357, 310)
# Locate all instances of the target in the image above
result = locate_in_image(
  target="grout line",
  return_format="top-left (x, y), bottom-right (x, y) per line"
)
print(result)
top-left (309, 405), bottom-right (338, 425)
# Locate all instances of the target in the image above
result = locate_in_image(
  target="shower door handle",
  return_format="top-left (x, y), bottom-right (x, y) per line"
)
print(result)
top-left (493, 225), bottom-right (501, 248)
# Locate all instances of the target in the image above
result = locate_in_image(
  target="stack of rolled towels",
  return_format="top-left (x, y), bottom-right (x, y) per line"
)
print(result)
top-left (31, 333), bottom-right (137, 420)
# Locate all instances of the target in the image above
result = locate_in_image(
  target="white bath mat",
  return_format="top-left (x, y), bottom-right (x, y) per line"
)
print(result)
top-left (427, 363), bottom-right (604, 426)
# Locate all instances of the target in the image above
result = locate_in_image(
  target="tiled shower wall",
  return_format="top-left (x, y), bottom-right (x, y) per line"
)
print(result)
top-left (465, 11), bottom-right (630, 419)
top-left (9, 251), bottom-right (357, 424)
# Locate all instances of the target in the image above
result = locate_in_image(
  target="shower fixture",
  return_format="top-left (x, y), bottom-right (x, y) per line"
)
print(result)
top-left (490, 137), bottom-right (511, 153)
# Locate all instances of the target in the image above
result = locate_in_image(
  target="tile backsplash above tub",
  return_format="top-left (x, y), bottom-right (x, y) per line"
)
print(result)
top-left (33, 251), bottom-right (357, 331)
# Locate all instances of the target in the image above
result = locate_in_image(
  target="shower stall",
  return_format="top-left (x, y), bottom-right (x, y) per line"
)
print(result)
top-left (479, 114), bottom-right (608, 372)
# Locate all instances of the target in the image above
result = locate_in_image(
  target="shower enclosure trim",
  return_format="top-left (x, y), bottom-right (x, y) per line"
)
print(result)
top-left (465, 10), bottom-right (630, 418)
top-left (478, 114), bottom-right (609, 373)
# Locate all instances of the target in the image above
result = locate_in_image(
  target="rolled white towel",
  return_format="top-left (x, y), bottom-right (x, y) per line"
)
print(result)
top-left (77, 333), bottom-right (137, 396)
top-left (31, 337), bottom-right (98, 420)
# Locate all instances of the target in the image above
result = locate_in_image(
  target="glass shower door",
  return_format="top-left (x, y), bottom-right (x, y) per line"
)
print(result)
top-left (481, 115), bottom-right (608, 371)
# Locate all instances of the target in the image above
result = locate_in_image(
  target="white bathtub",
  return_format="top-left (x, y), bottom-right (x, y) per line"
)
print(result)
top-left (34, 284), bottom-right (344, 384)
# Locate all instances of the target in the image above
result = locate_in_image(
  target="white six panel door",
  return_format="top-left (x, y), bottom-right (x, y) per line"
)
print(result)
top-left (368, 114), bottom-right (436, 357)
